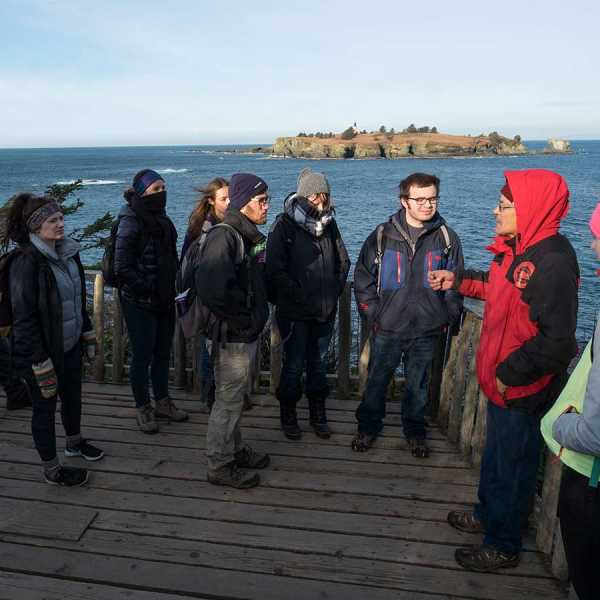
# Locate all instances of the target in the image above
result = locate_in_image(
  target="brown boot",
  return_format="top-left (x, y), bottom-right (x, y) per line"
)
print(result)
top-left (155, 398), bottom-right (189, 422)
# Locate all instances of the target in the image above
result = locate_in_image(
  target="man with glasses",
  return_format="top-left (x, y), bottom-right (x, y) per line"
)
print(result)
top-left (197, 173), bottom-right (270, 489)
top-left (429, 169), bottom-right (578, 572)
top-left (353, 172), bottom-right (464, 458)
top-left (266, 168), bottom-right (350, 440)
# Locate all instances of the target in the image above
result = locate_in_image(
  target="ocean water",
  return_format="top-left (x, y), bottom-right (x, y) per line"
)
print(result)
top-left (1, 141), bottom-right (599, 341)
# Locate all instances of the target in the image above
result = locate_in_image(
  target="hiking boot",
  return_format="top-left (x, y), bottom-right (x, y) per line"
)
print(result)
top-left (243, 393), bottom-right (253, 411)
top-left (447, 510), bottom-right (485, 534)
top-left (408, 437), bottom-right (430, 458)
top-left (155, 398), bottom-right (189, 422)
top-left (207, 462), bottom-right (260, 489)
top-left (44, 465), bottom-right (89, 487)
top-left (308, 396), bottom-right (331, 439)
top-left (455, 544), bottom-right (520, 572)
top-left (235, 446), bottom-right (270, 469)
top-left (351, 432), bottom-right (377, 452)
top-left (137, 404), bottom-right (159, 434)
top-left (280, 404), bottom-right (302, 440)
top-left (65, 439), bottom-right (105, 461)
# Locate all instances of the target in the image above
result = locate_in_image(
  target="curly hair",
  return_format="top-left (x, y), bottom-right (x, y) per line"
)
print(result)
top-left (0, 193), bottom-right (45, 252)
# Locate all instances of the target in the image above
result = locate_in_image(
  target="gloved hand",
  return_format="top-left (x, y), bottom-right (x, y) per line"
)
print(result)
top-left (32, 358), bottom-right (57, 399)
top-left (81, 330), bottom-right (97, 362)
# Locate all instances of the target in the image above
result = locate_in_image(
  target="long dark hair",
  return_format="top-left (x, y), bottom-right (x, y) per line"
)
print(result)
top-left (0, 193), bottom-right (43, 253)
top-left (187, 177), bottom-right (228, 241)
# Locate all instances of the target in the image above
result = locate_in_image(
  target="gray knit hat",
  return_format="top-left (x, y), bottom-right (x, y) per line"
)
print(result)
top-left (297, 168), bottom-right (330, 198)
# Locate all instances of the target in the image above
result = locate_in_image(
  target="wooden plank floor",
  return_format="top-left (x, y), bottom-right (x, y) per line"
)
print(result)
top-left (0, 383), bottom-right (567, 600)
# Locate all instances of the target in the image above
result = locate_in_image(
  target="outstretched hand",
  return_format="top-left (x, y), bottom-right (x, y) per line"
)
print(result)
top-left (428, 270), bottom-right (455, 291)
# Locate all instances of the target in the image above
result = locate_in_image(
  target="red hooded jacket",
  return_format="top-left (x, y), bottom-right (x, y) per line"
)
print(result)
top-left (459, 169), bottom-right (579, 411)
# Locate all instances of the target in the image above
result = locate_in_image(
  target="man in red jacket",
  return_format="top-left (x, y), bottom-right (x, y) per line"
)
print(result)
top-left (429, 169), bottom-right (579, 572)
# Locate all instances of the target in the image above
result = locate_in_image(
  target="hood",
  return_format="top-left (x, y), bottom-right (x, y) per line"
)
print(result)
top-left (30, 233), bottom-right (80, 261)
top-left (505, 169), bottom-right (569, 253)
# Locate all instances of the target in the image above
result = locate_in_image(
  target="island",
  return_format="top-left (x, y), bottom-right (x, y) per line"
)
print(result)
top-left (259, 125), bottom-right (571, 159)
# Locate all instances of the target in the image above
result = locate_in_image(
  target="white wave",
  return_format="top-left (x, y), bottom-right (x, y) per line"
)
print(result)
top-left (55, 179), bottom-right (123, 186)
top-left (156, 168), bottom-right (188, 173)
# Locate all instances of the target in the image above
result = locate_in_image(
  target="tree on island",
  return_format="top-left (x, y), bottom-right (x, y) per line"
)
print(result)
top-left (341, 126), bottom-right (357, 140)
top-left (431, 126), bottom-right (438, 134)
top-left (379, 125), bottom-right (387, 134)
top-left (405, 124), bottom-right (417, 133)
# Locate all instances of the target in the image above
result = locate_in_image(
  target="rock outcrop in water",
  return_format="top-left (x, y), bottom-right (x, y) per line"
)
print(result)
top-left (271, 131), bottom-right (529, 159)
top-left (544, 138), bottom-right (572, 153)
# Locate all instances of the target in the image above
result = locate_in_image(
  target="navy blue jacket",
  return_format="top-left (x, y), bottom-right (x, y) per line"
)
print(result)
top-left (354, 209), bottom-right (464, 338)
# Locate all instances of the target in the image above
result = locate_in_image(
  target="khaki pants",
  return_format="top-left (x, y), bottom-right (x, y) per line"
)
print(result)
top-left (206, 340), bottom-right (257, 471)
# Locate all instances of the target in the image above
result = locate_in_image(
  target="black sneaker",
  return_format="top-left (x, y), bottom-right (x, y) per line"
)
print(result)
top-left (455, 544), bottom-right (520, 572)
top-left (65, 440), bottom-right (105, 461)
top-left (207, 463), bottom-right (260, 489)
top-left (351, 432), bottom-right (377, 452)
top-left (44, 465), bottom-right (89, 487)
top-left (447, 510), bottom-right (485, 534)
top-left (235, 446), bottom-right (270, 469)
top-left (408, 437), bottom-right (430, 458)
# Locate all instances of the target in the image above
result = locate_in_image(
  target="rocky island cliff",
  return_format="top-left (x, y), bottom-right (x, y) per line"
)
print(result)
top-left (267, 130), bottom-right (571, 159)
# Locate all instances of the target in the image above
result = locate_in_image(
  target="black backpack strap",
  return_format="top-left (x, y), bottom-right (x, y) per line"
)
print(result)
top-left (375, 224), bottom-right (386, 297)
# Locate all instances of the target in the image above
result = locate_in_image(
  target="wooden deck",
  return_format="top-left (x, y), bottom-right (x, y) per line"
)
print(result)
top-left (0, 383), bottom-right (567, 600)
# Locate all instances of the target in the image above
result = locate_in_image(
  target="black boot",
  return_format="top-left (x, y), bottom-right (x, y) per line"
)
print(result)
top-left (279, 402), bottom-right (302, 440)
top-left (308, 396), bottom-right (331, 439)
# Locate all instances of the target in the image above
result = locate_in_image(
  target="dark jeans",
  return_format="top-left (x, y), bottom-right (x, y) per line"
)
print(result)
top-left (30, 343), bottom-right (83, 462)
top-left (559, 466), bottom-right (600, 600)
top-left (474, 401), bottom-right (542, 555)
top-left (356, 332), bottom-right (437, 439)
top-left (277, 316), bottom-right (334, 404)
top-left (121, 298), bottom-right (175, 408)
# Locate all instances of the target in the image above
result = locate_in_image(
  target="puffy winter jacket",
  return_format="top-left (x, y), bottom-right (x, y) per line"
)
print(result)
top-left (354, 208), bottom-right (464, 338)
top-left (266, 208), bottom-right (350, 322)
top-left (195, 209), bottom-right (269, 343)
top-left (458, 169), bottom-right (579, 414)
top-left (9, 241), bottom-right (93, 376)
top-left (114, 205), bottom-right (177, 312)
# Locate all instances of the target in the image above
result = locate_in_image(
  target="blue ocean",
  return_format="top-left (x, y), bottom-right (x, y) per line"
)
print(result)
top-left (1, 141), bottom-right (599, 341)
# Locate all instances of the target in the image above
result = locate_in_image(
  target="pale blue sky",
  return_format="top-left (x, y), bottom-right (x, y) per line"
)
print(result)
top-left (1, 0), bottom-right (599, 147)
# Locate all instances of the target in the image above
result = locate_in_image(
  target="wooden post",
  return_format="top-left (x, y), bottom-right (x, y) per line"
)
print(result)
top-left (551, 524), bottom-right (569, 581)
top-left (471, 388), bottom-right (488, 468)
top-left (337, 282), bottom-right (352, 398)
top-left (93, 273), bottom-right (105, 383)
top-left (269, 317), bottom-right (282, 394)
top-left (438, 318), bottom-right (466, 432)
top-left (111, 289), bottom-right (124, 384)
top-left (173, 322), bottom-right (186, 390)
top-left (537, 453), bottom-right (564, 555)
top-left (358, 315), bottom-right (370, 397)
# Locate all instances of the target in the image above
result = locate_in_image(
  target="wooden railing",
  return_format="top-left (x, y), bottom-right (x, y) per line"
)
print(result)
top-left (87, 271), bottom-right (570, 585)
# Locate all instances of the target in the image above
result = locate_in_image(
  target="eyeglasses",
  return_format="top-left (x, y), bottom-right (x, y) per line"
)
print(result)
top-left (252, 195), bottom-right (270, 207)
top-left (497, 201), bottom-right (515, 212)
top-left (407, 196), bottom-right (439, 206)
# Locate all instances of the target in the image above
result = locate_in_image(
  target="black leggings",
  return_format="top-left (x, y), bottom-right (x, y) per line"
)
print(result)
top-left (30, 344), bottom-right (83, 462)
top-left (558, 466), bottom-right (600, 600)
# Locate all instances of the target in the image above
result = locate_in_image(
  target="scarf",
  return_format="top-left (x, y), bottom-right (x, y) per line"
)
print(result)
top-left (284, 194), bottom-right (334, 237)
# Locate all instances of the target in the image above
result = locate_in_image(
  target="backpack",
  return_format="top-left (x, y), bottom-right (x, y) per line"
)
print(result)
top-left (101, 216), bottom-right (149, 287)
top-left (175, 223), bottom-right (246, 338)
top-left (374, 223), bottom-right (451, 296)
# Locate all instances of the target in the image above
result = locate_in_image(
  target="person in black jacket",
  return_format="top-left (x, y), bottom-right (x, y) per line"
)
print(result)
top-left (196, 173), bottom-right (270, 489)
top-left (266, 168), bottom-right (350, 439)
top-left (4, 193), bottom-right (103, 486)
top-left (115, 169), bottom-right (187, 433)
top-left (353, 173), bottom-right (464, 457)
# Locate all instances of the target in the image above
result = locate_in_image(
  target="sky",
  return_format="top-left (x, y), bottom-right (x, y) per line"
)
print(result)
top-left (1, 0), bottom-right (599, 147)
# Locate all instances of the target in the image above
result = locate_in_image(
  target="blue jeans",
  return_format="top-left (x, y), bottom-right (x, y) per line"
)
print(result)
top-left (474, 401), bottom-right (542, 555)
top-left (356, 332), bottom-right (437, 439)
top-left (121, 298), bottom-right (175, 408)
top-left (277, 316), bottom-right (334, 404)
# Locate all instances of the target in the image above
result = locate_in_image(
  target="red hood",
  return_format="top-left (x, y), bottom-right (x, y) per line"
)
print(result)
top-left (506, 169), bottom-right (570, 253)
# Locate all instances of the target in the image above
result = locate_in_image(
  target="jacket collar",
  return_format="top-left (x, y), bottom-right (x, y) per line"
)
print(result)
top-left (223, 209), bottom-right (265, 245)
top-left (29, 234), bottom-right (80, 262)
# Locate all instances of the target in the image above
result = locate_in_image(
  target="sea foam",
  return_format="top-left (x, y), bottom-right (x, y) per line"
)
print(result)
top-left (55, 179), bottom-right (124, 186)
top-left (157, 168), bottom-right (188, 174)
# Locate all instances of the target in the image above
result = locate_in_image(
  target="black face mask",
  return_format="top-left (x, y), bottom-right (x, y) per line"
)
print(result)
top-left (142, 190), bottom-right (167, 212)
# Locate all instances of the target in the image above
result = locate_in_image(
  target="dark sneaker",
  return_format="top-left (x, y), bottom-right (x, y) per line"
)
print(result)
top-left (447, 510), bottom-right (485, 534)
top-left (311, 421), bottom-right (332, 439)
top-left (308, 398), bottom-right (331, 439)
top-left (137, 404), bottom-right (159, 434)
top-left (351, 432), bottom-right (377, 452)
top-left (65, 440), bottom-right (105, 461)
top-left (408, 437), bottom-right (430, 458)
top-left (44, 465), bottom-right (89, 487)
top-left (155, 398), bottom-right (189, 422)
top-left (242, 393), bottom-right (253, 411)
top-left (207, 463), bottom-right (260, 489)
top-left (280, 405), bottom-right (302, 440)
top-left (235, 446), bottom-right (270, 469)
top-left (455, 544), bottom-right (520, 572)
